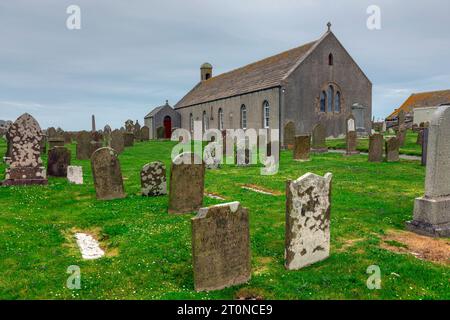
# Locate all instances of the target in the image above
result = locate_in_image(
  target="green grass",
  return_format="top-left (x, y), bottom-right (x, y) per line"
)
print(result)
top-left (326, 130), bottom-right (422, 156)
top-left (0, 138), bottom-right (448, 300)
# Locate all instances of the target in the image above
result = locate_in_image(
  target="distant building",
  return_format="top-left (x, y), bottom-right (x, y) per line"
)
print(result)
top-left (144, 100), bottom-right (181, 139)
top-left (386, 89), bottom-right (450, 127)
top-left (174, 24), bottom-right (372, 142)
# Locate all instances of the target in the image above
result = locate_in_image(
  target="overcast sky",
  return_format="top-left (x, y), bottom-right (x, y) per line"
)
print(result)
top-left (0, 0), bottom-right (449, 130)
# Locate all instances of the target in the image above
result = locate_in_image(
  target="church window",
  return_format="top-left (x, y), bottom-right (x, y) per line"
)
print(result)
top-left (328, 53), bottom-right (334, 66)
top-left (218, 108), bottom-right (224, 130)
top-left (335, 91), bottom-right (341, 113)
top-left (327, 85), bottom-right (334, 112)
top-left (189, 113), bottom-right (193, 132)
top-left (320, 91), bottom-right (326, 112)
top-left (263, 101), bottom-right (270, 128)
top-left (202, 110), bottom-right (208, 131)
top-left (240, 105), bottom-right (247, 129)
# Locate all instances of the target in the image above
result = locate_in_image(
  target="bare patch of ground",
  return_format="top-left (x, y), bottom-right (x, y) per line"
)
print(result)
top-left (241, 184), bottom-right (282, 196)
top-left (335, 238), bottom-right (365, 253)
top-left (381, 229), bottom-right (450, 265)
top-left (253, 256), bottom-right (273, 275)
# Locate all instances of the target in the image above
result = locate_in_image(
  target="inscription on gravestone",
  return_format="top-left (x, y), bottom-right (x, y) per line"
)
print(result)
top-left (192, 202), bottom-right (251, 291)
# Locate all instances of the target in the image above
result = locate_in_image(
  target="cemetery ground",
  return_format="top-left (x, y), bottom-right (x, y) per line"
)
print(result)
top-left (0, 136), bottom-right (449, 300)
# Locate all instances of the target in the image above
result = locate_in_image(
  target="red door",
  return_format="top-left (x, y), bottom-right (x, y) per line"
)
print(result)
top-left (163, 116), bottom-right (172, 138)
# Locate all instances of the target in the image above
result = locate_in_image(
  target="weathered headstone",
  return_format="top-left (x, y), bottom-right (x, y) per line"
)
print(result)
top-left (285, 172), bottom-right (332, 270)
top-left (385, 136), bottom-right (400, 162)
top-left (396, 128), bottom-right (407, 147)
top-left (141, 161), bottom-right (167, 196)
top-left (76, 131), bottom-right (91, 160)
top-left (406, 106), bottom-right (450, 237)
top-left (311, 124), bottom-right (328, 153)
top-left (63, 132), bottom-right (72, 144)
top-left (111, 130), bottom-right (125, 154)
top-left (47, 127), bottom-right (57, 139)
top-left (368, 133), bottom-right (384, 162)
top-left (125, 119), bottom-right (134, 132)
top-left (2, 113), bottom-right (47, 185)
top-left (47, 146), bottom-right (71, 177)
top-left (345, 131), bottom-right (360, 156)
top-left (123, 132), bottom-right (134, 147)
top-left (283, 121), bottom-right (295, 149)
top-left (168, 152), bottom-right (205, 214)
top-left (421, 127), bottom-right (429, 166)
top-left (91, 147), bottom-right (126, 200)
top-left (204, 142), bottom-right (221, 169)
top-left (416, 129), bottom-right (423, 145)
top-left (67, 165), bottom-right (83, 184)
top-left (156, 126), bottom-right (165, 139)
top-left (48, 137), bottom-right (65, 149)
top-left (293, 135), bottom-right (310, 161)
top-left (140, 126), bottom-right (150, 141)
top-left (397, 110), bottom-right (405, 128)
top-left (90, 140), bottom-right (103, 156)
top-left (103, 125), bottom-right (112, 147)
top-left (134, 121), bottom-right (141, 141)
top-left (192, 202), bottom-right (251, 291)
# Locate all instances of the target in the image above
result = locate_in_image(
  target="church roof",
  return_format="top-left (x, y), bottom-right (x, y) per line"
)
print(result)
top-left (174, 38), bottom-right (320, 109)
top-left (386, 89), bottom-right (450, 120)
top-left (145, 101), bottom-right (171, 119)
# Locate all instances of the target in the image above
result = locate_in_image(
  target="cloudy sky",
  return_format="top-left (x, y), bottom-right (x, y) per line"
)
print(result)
top-left (0, 0), bottom-right (449, 130)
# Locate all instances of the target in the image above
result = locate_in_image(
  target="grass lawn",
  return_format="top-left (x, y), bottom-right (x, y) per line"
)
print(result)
top-left (0, 137), bottom-right (448, 300)
top-left (326, 130), bottom-right (422, 156)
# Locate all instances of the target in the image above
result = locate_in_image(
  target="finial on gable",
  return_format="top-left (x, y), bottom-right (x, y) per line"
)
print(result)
top-left (327, 22), bottom-right (332, 32)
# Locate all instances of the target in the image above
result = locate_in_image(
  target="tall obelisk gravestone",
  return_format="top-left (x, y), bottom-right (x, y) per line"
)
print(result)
top-left (406, 106), bottom-right (450, 237)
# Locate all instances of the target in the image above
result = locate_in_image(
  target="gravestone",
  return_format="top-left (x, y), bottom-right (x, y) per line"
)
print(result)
top-left (111, 130), bottom-right (125, 154)
top-left (204, 142), bottom-right (221, 169)
top-left (398, 110), bottom-right (405, 128)
top-left (63, 132), bottom-right (72, 144)
top-left (2, 113), bottom-right (47, 186)
top-left (103, 125), bottom-right (112, 147)
top-left (134, 121), bottom-right (141, 141)
top-left (283, 122), bottom-right (295, 149)
top-left (293, 135), bottom-right (310, 161)
top-left (141, 161), bottom-right (167, 196)
top-left (91, 147), bottom-right (126, 200)
top-left (168, 152), bottom-right (205, 214)
top-left (311, 124), bottom-right (328, 153)
top-left (47, 146), bottom-right (71, 177)
top-left (345, 131), bottom-right (359, 156)
top-left (48, 137), bottom-right (65, 149)
top-left (76, 131), bottom-right (91, 160)
top-left (125, 119), bottom-right (134, 132)
top-left (368, 133), bottom-right (384, 162)
top-left (396, 128), bottom-right (407, 147)
top-left (123, 132), bottom-right (134, 147)
top-left (406, 106), bottom-right (450, 237)
top-left (39, 133), bottom-right (47, 155)
top-left (421, 128), bottom-right (429, 166)
top-left (385, 136), bottom-right (400, 162)
top-left (416, 129), bottom-right (423, 145)
top-left (285, 172), bottom-right (332, 270)
top-left (140, 126), bottom-right (150, 141)
top-left (192, 202), bottom-right (251, 291)
top-left (156, 126), bottom-right (165, 139)
top-left (47, 127), bottom-right (57, 139)
top-left (67, 165), bottom-right (83, 184)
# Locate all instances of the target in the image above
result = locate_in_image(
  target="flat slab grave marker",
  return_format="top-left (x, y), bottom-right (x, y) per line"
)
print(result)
top-left (285, 172), bottom-right (332, 270)
top-left (191, 202), bottom-right (251, 291)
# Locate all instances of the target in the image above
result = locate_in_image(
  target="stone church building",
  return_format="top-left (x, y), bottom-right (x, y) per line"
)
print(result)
top-left (172, 25), bottom-right (372, 144)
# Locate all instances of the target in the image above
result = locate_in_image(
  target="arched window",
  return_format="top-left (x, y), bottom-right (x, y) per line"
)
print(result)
top-left (202, 110), bottom-right (208, 131)
top-left (189, 113), bottom-right (193, 132)
top-left (263, 101), bottom-right (270, 128)
top-left (335, 91), bottom-right (341, 112)
top-left (328, 53), bottom-right (333, 66)
top-left (218, 108), bottom-right (224, 130)
top-left (205, 73), bottom-right (211, 80)
top-left (240, 105), bottom-right (247, 129)
top-left (320, 91), bottom-right (326, 112)
top-left (327, 85), bottom-right (334, 112)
